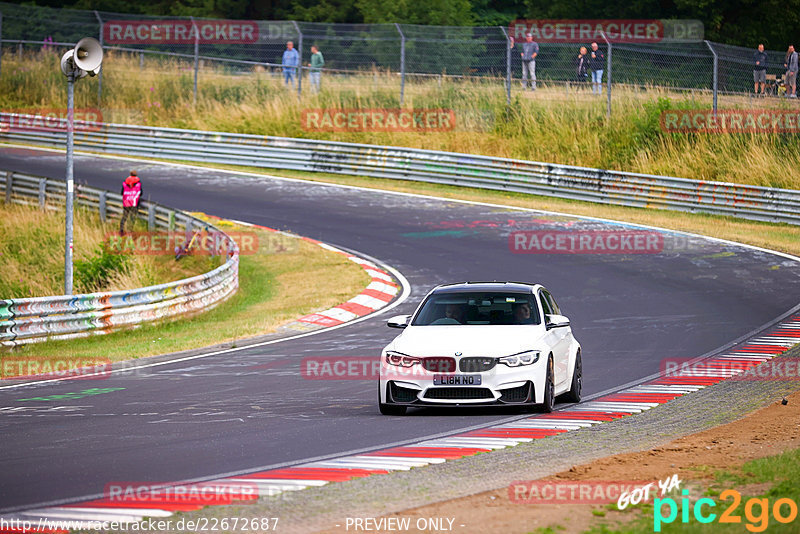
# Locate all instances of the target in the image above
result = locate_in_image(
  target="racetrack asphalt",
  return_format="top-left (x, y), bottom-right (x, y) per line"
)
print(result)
top-left (1, 146), bottom-right (799, 511)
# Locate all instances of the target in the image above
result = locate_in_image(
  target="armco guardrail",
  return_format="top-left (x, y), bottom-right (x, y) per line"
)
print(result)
top-left (0, 170), bottom-right (239, 347)
top-left (1, 113), bottom-right (799, 225)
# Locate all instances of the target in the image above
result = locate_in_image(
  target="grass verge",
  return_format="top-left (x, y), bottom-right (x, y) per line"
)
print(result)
top-left (1, 219), bottom-right (370, 372)
top-left (0, 200), bottom-right (213, 297)
top-left (583, 447), bottom-right (800, 533)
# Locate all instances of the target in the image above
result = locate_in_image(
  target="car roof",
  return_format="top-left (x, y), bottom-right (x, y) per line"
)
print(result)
top-left (431, 281), bottom-right (541, 294)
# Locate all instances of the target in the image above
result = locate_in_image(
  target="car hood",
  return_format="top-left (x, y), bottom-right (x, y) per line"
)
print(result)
top-left (387, 325), bottom-right (544, 357)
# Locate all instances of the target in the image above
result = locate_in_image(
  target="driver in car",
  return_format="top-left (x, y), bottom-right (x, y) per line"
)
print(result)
top-left (444, 304), bottom-right (465, 324)
top-left (512, 302), bottom-right (532, 324)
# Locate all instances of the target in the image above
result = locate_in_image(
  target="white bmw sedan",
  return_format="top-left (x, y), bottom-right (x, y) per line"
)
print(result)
top-left (379, 282), bottom-right (582, 415)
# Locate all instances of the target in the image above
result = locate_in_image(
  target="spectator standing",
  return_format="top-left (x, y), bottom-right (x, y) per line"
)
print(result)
top-left (120, 170), bottom-right (142, 235)
top-left (514, 33), bottom-right (539, 90)
top-left (753, 44), bottom-right (768, 95)
top-left (575, 46), bottom-right (589, 84)
top-left (308, 45), bottom-right (324, 92)
top-left (282, 41), bottom-right (299, 88)
top-left (785, 45), bottom-right (798, 98)
top-left (589, 42), bottom-right (605, 94)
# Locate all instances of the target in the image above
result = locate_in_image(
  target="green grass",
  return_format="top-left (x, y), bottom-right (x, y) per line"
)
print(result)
top-left (582, 449), bottom-right (800, 533)
top-left (0, 200), bottom-right (212, 298)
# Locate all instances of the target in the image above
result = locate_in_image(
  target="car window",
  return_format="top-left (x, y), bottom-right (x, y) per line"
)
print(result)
top-left (412, 291), bottom-right (541, 325)
top-left (539, 292), bottom-right (553, 317)
top-left (542, 290), bottom-right (561, 315)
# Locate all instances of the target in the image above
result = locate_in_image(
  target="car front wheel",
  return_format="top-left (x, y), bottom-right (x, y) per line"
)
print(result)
top-left (537, 356), bottom-right (555, 413)
top-left (561, 350), bottom-right (582, 404)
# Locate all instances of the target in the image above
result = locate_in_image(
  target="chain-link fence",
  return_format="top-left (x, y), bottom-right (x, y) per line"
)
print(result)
top-left (0, 2), bottom-right (797, 114)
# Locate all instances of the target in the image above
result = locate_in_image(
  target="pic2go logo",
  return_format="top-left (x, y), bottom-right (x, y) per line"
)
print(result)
top-left (654, 489), bottom-right (798, 532)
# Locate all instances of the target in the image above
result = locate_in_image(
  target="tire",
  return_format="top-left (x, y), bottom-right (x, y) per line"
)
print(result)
top-left (562, 350), bottom-right (582, 404)
top-left (378, 383), bottom-right (407, 416)
top-left (537, 356), bottom-right (555, 413)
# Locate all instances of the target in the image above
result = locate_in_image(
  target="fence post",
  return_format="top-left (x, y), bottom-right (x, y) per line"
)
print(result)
top-left (168, 210), bottom-right (175, 231)
top-left (191, 17), bottom-right (199, 106)
top-left (139, 51), bottom-right (143, 70)
top-left (395, 23), bottom-right (406, 106)
top-left (98, 191), bottom-right (107, 223)
top-left (148, 203), bottom-right (155, 231)
top-left (18, 42), bottom-right (21, 60)
top-left (94, 10), bottom-right (103, 106)
top-left (38, 179), bottom-right (46, 210)
top-left (704, 40), bottom-right (718, 114)
top-left (499, 26), bottom-right (511, 106)
top-left (5, 171), bottom-right (11, 203)
top-left (602, 32), bottom-right (612, 118)
top-left (0, 12), bottom-right (3, 79)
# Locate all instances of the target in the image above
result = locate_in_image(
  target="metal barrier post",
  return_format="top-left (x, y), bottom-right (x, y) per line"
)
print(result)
top-left (38, 178), bottom-right (46, 209)
top-left (191, 17), bottom-right (199, 106)
top-left (704, 40), bottom-right (718, 114)
top-left (148, 203), bottom-right (155, 231)
top-left (94, 11), bottom-right (104, 105)
top-left (4, 171), bottom-right (10, 203)
top-left (139, 51), bottom-right (143, 70)
top-left (168, 210), bottom-right (175, 231)
top-left (499, 26), bottom-right (511, 106)
top-left (395, 23), bottom-right (406, 106)
top-left (99, 190), bottom-right (107, 223)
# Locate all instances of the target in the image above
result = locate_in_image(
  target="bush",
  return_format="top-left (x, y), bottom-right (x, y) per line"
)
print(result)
top-left (75, 244), bottom-right (130, 293)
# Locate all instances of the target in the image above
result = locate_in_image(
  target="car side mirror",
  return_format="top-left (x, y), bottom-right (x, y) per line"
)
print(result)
top-left (545, 314), bottom-right (570, 330)
top-left (387, 314), bottom-right (411, 329)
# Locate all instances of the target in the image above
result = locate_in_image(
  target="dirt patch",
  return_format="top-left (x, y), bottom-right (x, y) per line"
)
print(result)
top-left (319, 391), bottom-right (800, 533)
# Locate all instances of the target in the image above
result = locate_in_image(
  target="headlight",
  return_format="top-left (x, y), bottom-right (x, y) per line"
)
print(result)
top-left (385, 351), bottom-right (421, 367)
top-left (498, 350), bottom-right (540, 367)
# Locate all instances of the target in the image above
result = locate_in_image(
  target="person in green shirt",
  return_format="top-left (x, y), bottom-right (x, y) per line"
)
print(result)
top-left (308, 45), bottom-right (324, 92)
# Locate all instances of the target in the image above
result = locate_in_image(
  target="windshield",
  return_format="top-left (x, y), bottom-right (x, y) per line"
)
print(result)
top-left (411, 291), bottom-right (540, 326)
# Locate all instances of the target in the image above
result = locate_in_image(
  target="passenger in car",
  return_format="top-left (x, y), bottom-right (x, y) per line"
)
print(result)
top-left (512, 302), bottom-right (533, 324)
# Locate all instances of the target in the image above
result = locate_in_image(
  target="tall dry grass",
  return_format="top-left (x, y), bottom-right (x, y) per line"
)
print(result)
top-left (1, 49), bottom-right (799, 189)
top-left (0, 200), bottom-right (215, 298)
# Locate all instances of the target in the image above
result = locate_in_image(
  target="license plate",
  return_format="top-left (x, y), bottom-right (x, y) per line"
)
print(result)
top-left (433, 374), bottom-right (482, 386)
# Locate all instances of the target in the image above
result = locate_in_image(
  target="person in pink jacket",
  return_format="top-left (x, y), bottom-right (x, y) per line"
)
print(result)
top-left (120, 170), bottom-right (142, 235)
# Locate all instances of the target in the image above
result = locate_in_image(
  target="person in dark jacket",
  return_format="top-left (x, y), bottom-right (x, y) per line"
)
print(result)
top-left (589, 42), bottom-right (605, 94)
top-left (120, 170), bottom-right (142, 235)
top-left (575, 46), bottom-right (589, 84)
top-left (753, 44), bottom-right (768, 95)
top-left (785, 45), bottom-right (798, 98)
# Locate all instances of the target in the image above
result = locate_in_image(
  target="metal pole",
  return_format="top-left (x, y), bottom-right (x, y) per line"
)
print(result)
top-left (192, 17), bottom-right (199, 106)
top-left (0, 12), bottom-right (3, 80)
top-left (290, 21), bottom-right (301, 96)
top-left (604, 33), bottom-right (612, 118)
top-left (499, 26), bottom-right (511, 106)
top-left (395, 23), bottom-right (405, 106)
top-left (297, 28), bottom-right (303, 96)
top-left (94, 11), bottom-right (103, 105)
top-left (65, 72), bottom-right (75, 295)
top-left (704, 40), bottom-right (718, 114)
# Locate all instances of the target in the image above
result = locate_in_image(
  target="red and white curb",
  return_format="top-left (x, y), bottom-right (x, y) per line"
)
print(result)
top-left (220, 218), bottom-right (400, 329)
top-left (4, 314), bottom-right (797, 530)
